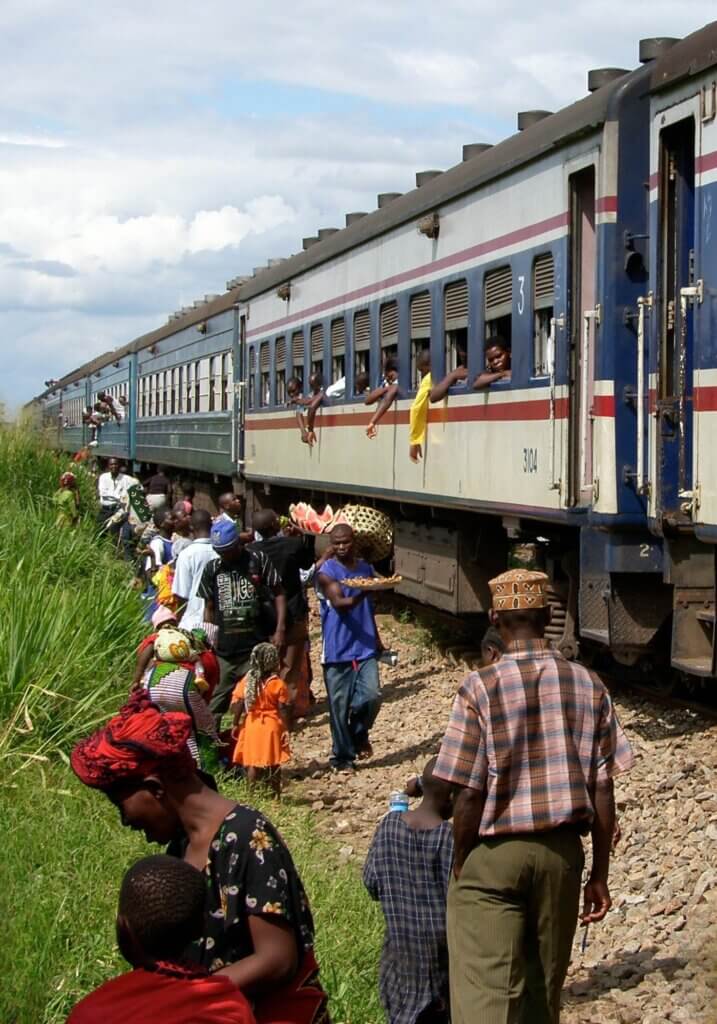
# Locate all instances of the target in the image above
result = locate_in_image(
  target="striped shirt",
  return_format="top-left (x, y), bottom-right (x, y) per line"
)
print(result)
top-left (434, 639), bottom-right (634, 836)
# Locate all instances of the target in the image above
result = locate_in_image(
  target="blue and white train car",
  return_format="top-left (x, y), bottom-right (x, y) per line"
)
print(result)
top-left (30, 22), bottom-right (717, 684)
top-left (638, 22), bottom-right (717, 678)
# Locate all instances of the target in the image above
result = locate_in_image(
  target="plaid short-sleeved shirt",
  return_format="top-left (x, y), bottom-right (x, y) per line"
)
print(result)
top-left (434, 639), bottom-right (634, 836)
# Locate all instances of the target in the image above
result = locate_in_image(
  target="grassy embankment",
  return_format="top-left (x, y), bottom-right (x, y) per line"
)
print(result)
top-left (0, 428), bottom-right (383, 1024)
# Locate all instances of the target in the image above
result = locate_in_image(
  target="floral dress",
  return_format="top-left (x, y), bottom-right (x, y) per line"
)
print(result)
top-left (170, 804), bottom-right (329, 1024)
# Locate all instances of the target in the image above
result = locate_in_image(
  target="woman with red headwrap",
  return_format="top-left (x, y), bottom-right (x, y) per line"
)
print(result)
top-left (71, 695), bottom-right (329, 1024)
top-left (53, 471), bottom-right (80, 528)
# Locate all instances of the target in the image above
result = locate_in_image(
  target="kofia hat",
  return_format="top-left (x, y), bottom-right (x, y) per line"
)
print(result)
top-left (488, 569), bottom-right (549, 610)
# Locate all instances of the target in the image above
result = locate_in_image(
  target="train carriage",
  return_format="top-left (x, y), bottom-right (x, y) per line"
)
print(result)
top-left (28, 21), bottom-right (717, 686)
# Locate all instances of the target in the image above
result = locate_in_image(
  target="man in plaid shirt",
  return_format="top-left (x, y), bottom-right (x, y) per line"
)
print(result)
top-left (434, 569), bottom-right (634, 1024)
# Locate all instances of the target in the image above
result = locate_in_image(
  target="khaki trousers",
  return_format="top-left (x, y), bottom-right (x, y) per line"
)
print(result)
top-left (447, 828), bottom-right (584, 1024)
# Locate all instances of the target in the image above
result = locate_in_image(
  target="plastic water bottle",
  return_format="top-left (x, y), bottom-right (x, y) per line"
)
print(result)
top-left (379, 649), bottom-right (399, 668)
top-left (389, 790), bottom-right (409, 813)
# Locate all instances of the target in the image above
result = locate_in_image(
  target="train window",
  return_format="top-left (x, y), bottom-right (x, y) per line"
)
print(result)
top-left (353, 309), bottom-right (370, 391)
top-left (291, 331), bottom-right (304, 388)
top-left (170, 368), bottom-right (176, 415)
top-left (177, 365), bottom-right (184, 414)
top-left (484, 265), bottom-right (512, 344)
top-left (275, 337), bottom-right (286, 404)
top-left (533, 253), bottom-right (554, 377)
top-left (162, 371), bottom-right (169, 416)
top-left (154, 373), bottom-right (161, 416)
top-left (209, 356), bottom-right (217, 412)
top-left (139, 377), bottom-right (145, 418)
top-left (248, 348), bottom-right (256, 410)
top-left (310, 324), bottom-right (324, 380)
top-left (410, 292), bottom-right (431, 390)
top-left (194, 360), bottom-right (201, 412)
top-left (379, 302), bottom-right (398, 364)
top-left (444, 280), bottom-right (468, 371)
top-left (259, 343), bottom-right (270, 407)
top-left (221, 353), bottom-right (230, 411)
top-left (185, 363), bottom-right (193, 414)
top-left (331, 318), bottom-right (346, 383)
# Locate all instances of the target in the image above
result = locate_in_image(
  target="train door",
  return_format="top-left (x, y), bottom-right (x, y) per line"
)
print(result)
top-left (567, 166), bottom-right (597, 506)
top-left (656, 115), bottom-right (697, 525)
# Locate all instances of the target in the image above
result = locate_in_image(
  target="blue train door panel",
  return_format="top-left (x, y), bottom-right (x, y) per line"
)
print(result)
top-left (656, 115), bottom-right (696, 525)
top-left (567, 166), bottom-right (598, 507)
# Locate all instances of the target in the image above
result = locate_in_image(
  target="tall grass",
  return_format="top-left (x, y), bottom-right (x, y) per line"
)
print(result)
top-left (0, 427), bottom-right (144, 765)
top-left (0, 428), bottom-right (386, 1023)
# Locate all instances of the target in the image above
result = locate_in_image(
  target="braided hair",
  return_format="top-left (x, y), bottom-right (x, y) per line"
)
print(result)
top-left (244, 642), bottom-right (280, 712)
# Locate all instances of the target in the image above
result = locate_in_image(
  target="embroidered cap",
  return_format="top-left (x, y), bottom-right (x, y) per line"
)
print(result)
top-left (489, 569), bottom-right (549, 610)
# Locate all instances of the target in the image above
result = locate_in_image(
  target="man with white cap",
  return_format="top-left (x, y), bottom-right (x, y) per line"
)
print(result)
top-left (434, 568), bottom-right (634, 1024)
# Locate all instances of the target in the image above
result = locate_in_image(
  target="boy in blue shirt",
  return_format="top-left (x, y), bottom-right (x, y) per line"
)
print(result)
top-left (317, 523), bottom-right (382, 771)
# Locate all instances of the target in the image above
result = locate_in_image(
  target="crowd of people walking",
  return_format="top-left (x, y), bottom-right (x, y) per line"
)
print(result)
top-left (60, 457), bottom-right (633, 1024)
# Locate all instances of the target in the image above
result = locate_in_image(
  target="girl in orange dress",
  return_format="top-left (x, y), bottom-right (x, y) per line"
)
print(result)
top-left (230, 643), bottom-right (292, 796)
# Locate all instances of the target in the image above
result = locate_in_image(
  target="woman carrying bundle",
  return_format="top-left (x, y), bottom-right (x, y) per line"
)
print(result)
top-left (70, 696), bottom-right (329, 1024)
top-left (230, 643), bottom-right (292, 796)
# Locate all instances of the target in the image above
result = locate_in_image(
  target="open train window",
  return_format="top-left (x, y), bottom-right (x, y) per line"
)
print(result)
top-left (209, 356), bottom-right (217, 412)
top-left (533, 253), bottom-right (554, 377)
top-left (291, 331), bottom-right (304, 390)
top-left (177, 366), bottom-right (184, 414)
top-left (248, 348), bottom-right (256, 410)
top-left (170, 368), bottom-right (176, 415)
top-left (140, 377), bottom-right (146, 418)
top-left (444, 279), bottom-right (468, 372)
top-left (484, 265), bottom-right (513, 346)
top-left (410, 291), bottom-right (431, 390)
top-left (310, 324), bottom-right (324, 380)
top-left (185, 363), bottom-right (193, 414)
top-left (353, 309), bottom-right (370, 392)
top-left (259, 343), bottom-right (270, 407)
top-left (380, 301), bottom-right (398, 365)
top-left (331, 318), bottom-right (346, 383)
top-left (163, 371), bottom-right (169, 416)
top-left (275, 337), bottom-right (286, 404)
top-left (194, 360), bottom-right (201, 411)
top-left (221, 353), bottom-right (231, 411)
top-left (154, 373), bottom-right (161, 416)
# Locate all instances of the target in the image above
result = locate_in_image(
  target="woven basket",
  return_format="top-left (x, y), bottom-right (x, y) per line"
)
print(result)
top-left (337, 505), bottom-right (393, 563)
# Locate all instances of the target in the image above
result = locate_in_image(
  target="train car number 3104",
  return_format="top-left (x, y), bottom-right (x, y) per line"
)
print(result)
top-left (523, 447), bottom-right (538, 473)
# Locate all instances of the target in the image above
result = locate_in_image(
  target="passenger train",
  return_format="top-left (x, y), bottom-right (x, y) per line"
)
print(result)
top-left (32, 22), bottom-right (717, 685)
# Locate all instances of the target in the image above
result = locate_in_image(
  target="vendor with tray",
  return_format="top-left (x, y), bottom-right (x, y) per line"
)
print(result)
top-left (316, 522), bottom-right (385, 773)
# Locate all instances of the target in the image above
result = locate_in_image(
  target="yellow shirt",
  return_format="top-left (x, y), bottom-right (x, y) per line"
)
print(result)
top-left (409, 372), bottom-right (432, 445)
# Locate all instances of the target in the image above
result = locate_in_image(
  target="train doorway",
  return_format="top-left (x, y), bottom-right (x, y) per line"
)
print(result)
top-left (567, 166), bottom-right (597, 507)
top-left (656, 116), bottom-right (696, 526)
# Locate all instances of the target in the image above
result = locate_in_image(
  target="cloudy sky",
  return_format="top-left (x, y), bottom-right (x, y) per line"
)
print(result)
top-left (2, 1), bottom-right (714, 410)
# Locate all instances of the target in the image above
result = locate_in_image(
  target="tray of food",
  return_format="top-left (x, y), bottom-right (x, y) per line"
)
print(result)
top-left (342, 574), bottom-right (403, 591)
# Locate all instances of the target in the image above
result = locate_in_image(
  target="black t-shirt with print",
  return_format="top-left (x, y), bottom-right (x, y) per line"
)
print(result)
top-left (249, 534), bottom-right (314, 626)
top-left (198, 548), bottom-right (280, 658)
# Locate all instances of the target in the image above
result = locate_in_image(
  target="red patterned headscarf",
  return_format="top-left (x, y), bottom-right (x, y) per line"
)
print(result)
top-left (70, 693), bottom-right (195, 790)
top-left (59, 471), bottom-right (77, 488)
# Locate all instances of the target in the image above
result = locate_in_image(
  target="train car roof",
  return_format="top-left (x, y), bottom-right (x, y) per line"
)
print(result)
top-left (651, 20), bottom-right (717, 93)
top-left (36, 57), bottom-right (647, 400)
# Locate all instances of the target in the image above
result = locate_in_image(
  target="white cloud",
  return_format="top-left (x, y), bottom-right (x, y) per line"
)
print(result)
top-left (1, 0), bottom-right (716, 411)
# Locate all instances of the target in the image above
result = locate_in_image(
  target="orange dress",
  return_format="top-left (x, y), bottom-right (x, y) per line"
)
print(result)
top-left (231, 674), bottom-right (291, 768)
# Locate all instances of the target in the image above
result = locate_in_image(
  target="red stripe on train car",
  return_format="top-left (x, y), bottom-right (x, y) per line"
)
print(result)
top-left (696, 151), bottom-right (717, 175)
top-left (596, 196), bottom-right (617, 213)
top-left (592, 395), bottom-right (616, 417)
top-left (246, 396), bottom-right (572, 431)
top-left (694, 385), bottom-right (717, 411)
top-left (246, 211), bottom-right (570, 339)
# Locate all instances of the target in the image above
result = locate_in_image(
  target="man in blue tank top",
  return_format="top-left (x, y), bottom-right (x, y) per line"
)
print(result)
top-left (317, 524), bottom-right (382, 772)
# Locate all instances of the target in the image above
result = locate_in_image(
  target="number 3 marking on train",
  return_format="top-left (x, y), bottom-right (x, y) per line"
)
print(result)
top-left (518, 275), bottom-right (525, 315)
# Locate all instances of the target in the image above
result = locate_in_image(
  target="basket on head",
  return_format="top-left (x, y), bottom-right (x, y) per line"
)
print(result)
top-left (334, 505), bottom-right (393, 563)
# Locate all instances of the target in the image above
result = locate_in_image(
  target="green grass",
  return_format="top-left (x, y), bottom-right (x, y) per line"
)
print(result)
top-left (0, 766), bottom-right (384, 1024)
top-left (0, 428), bottom-right (385, 1023)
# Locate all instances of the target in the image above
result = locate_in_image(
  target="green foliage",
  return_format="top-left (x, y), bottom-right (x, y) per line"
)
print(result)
top-left (0, 428), bottom-right (144, 766)
top-left (0, 429), bottom-right (386, 1023)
